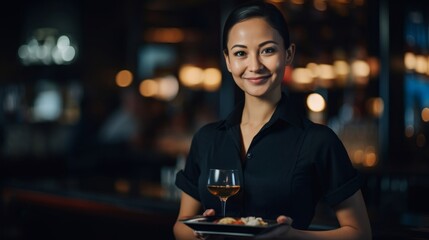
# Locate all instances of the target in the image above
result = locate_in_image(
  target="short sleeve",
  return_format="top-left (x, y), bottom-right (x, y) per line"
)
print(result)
top-left (305, 124), bottom-right (362, 207)
top-left (175, 131), bottom-right (202, 201)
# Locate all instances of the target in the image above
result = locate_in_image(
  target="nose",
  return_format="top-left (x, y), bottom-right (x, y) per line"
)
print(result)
top-left (248, 54), bottom-right (264, 72)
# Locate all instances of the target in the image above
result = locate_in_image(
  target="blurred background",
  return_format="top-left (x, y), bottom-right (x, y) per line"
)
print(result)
top-left (1, 0), bottom-right (429, 239)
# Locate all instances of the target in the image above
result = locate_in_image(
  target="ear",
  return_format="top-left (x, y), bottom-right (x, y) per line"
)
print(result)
top-left (285, 44), bottom-right (295, 65)
top-left (223, 51), bottom-right (232, 72)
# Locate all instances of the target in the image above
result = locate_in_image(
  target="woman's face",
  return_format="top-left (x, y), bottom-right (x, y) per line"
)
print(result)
top-left (224, 17), bottom-right (294, 99)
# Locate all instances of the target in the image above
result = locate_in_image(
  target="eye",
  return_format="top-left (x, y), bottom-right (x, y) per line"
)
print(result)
top-left (233, 51), bottom-right (246, 57)
top-left (261, 47), bottom-right (276, 55)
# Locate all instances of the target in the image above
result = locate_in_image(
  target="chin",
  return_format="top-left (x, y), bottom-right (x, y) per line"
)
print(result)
top-left (244, 90), bottom-right (270, 98)
top-left (244, 86), bottom-right (281, 100)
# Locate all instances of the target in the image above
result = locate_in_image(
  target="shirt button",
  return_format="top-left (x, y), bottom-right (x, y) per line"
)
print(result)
top-left (246, 153), bottom-right (252, 159)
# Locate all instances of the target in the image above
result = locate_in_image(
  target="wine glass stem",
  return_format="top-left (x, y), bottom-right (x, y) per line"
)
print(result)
top-left (220, 199), bottom-right (227, 217)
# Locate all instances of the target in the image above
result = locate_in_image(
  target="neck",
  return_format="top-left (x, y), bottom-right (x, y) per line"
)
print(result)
top-left (241, 92), bottom-right (281, 126)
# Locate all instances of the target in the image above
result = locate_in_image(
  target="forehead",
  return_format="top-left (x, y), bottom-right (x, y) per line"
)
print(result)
top-left (227, 17), bottom-right (282, 46)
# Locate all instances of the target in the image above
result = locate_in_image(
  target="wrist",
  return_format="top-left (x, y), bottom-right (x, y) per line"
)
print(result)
top-left (286, 227), bottom-right (299, 239)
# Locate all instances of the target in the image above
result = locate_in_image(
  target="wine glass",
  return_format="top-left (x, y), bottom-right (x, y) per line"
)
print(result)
top-left (207, 169), bottom-right (240, 217)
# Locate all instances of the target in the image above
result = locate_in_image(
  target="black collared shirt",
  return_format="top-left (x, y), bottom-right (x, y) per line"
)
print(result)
top-left (175, 93), bottom-right (361, 229)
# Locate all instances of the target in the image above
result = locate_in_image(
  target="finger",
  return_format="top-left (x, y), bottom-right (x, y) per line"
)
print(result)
top-left (194, 231), bottom-right (207, 240)
top-left (203, 209), bottom-right (216, 216)
top-left (277, 215), bottom-right (293, 225)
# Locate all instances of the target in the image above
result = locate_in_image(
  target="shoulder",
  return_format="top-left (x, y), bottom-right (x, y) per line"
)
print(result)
top-left (193, 120), bottom-right (225, 139)
top-left (302, 120), bottom-right (342, 146)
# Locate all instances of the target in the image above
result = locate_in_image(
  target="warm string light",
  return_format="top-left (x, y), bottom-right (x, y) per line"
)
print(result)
top-left (403, 51), bottom-right (429, 147)
top-left (306, 93), bottom-right (326, 112)
top-left (404, 51), bottom-right (429, 76)
top-left (115, 70), bottom-right (133, 87)
top-left (144, 28), bottom-right (185, 43)
top-left (288, 58), bottom-right (376, 89)
top-left (178, 65), bottom-right (222, 92)
top-left (114, 65), bottom-right (221, 102)
top-left (139, 76), bottom-right (179, 101)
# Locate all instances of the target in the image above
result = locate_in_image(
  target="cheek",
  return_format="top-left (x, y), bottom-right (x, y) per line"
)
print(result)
top-left (271, 56), bottom-right (283, 69)
top-left (269, 57), bottom-right (284, 74)
top-left (230, 61), bottom-right (245, 74)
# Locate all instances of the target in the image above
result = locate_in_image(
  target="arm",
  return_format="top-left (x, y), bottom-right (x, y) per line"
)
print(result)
top-left (256, 190), bottom-right (371, 240)
top-left (288, 190), bottom-right (372, 240)
top-left (173, 192), bottom-right (202, 240)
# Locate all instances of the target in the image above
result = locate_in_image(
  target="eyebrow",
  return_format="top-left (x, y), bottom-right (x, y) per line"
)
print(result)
top-left (230, 40), bottom-right (279, 50)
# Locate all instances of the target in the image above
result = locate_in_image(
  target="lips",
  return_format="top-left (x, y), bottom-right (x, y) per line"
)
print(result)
top-left (244, 75), bottom-right (271, 84)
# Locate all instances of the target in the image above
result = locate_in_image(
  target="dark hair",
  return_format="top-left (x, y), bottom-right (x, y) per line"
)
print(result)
top-left (222, 1), bottom-right (291, 54)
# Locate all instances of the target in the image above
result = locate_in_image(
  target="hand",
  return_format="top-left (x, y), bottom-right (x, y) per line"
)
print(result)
top-left (203, 208), bottom-right (216, 217)
top-left (193, 209), bottom-right (217, 240)
top-left (194, 231), bottom-right (207, 240)
top-left (254, 215), bottom-right (293, 240)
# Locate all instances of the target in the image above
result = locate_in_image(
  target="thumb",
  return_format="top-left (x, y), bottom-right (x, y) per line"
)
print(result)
top-left (277, 215), bottom-right (293, 225)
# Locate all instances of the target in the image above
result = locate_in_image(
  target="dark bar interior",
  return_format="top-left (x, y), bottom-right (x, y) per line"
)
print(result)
top-left (1, 0), bottom-right (429, 239)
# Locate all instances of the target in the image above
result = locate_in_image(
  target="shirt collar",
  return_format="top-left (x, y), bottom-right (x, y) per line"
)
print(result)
top-left (217, 92), bottom-right (304, 130)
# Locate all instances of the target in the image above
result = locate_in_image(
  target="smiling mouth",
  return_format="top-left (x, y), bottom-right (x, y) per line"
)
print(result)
top-left (244, 75), bottom-right (271, 84)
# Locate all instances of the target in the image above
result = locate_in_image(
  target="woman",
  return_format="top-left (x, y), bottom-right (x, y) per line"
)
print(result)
top-left (173, 1), bottom-right (372, 239)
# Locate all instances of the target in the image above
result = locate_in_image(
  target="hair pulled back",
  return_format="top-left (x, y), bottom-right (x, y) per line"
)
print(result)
top-left (222, 1), bottom-right (291, 54)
